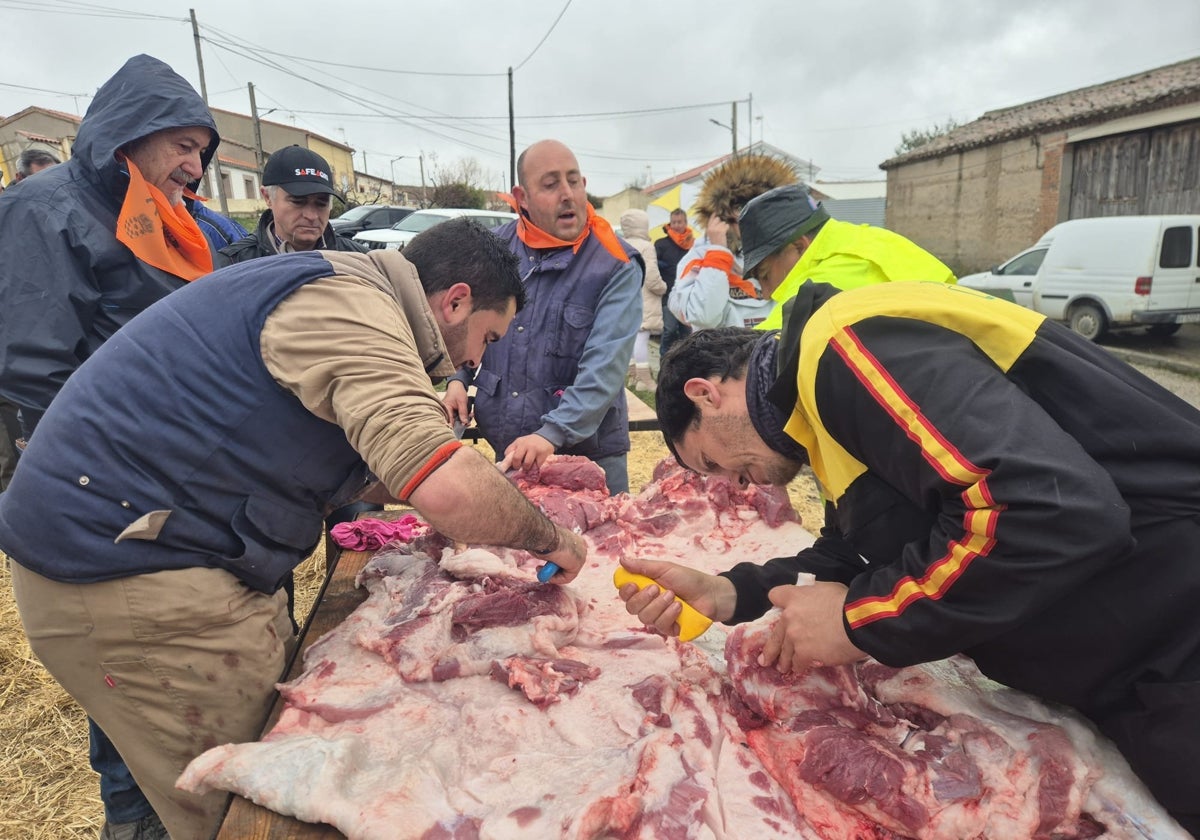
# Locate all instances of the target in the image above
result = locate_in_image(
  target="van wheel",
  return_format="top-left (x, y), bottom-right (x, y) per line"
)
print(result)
top-left (1068, 304), bottom-right (1107, 341)
top-left (1145, 323), bottom-right (1181, 337)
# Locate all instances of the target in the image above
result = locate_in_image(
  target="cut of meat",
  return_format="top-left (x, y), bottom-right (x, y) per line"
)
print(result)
top-left (179, 456), bottom-right (1189, 840)
top-left (726, 622), bottom-right (1179, 839)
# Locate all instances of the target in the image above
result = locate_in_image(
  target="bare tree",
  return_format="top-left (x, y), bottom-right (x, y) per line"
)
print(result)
top-left (894, 118), bottom-right (962, 155)
top-left (427, 154), bottom-right (499, 209)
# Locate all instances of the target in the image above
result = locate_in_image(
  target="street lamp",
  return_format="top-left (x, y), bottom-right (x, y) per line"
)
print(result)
top-left (390, 156), bottom-right (407, 185)
top-left (710, 118), bottom-right (736, 158)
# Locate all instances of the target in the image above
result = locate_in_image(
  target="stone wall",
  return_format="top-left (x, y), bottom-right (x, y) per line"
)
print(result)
top-left (885, 136), bottom-right (1052, 276)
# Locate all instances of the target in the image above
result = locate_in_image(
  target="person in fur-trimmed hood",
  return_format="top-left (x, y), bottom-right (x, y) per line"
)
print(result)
top-left (667, 154), bottom-right (798, 331)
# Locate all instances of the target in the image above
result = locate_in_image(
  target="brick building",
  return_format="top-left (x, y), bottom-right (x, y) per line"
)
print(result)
top-left (881, 57), bottom-right (1200, 275)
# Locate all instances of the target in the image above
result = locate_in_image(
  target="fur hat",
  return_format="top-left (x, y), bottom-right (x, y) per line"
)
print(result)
top-left (694, 154), bottom-right (798, 226)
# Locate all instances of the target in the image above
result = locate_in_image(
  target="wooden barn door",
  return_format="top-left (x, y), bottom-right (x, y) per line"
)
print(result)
top-left (1069, 120), bottom-right (1200, 218)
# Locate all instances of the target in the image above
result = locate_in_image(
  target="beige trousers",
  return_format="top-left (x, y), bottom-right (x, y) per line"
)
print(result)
top-left (10, 561), bottom-right (294, 840)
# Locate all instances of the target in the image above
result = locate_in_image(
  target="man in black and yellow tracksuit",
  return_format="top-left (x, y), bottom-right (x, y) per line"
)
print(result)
top-left (624, 280), bottom-right (1200, 833)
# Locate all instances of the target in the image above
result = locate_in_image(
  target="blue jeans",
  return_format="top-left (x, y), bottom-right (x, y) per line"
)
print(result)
top-left (89, 718), bottom-right (155, 823)
top-left (659, 299), bottom-right (690, 361)
top-left (593, 453), bottom-right (629, 496)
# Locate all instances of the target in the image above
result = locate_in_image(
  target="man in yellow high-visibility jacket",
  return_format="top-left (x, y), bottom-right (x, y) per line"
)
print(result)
top-left (740, 185), bottom-right (956, 330)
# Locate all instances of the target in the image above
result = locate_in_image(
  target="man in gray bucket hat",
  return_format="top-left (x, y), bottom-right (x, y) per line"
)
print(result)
top-left (739, 184), bottom-right (956, 330)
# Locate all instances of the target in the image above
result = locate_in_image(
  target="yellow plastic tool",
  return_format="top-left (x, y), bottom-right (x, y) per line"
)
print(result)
top-left (613, 567), bottom-right (713, 642)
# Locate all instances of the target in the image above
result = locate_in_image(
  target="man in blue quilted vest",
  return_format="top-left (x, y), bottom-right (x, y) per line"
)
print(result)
top-left (0, 218), bottom-right (587, 840)
top-left (444, 140), bottom-right (644, 495)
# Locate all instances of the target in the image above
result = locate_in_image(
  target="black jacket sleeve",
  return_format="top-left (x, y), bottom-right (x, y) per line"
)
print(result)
top-left (720, 509), bottom-right (867, 623)
top-left (810, 317), bottom-right (1134, 666)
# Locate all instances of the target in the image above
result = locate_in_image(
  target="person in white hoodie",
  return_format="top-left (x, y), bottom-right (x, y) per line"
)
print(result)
top-left (619, 209), bottom-right (667, 390)
top-left (666, 154), bottom-right (797, 332)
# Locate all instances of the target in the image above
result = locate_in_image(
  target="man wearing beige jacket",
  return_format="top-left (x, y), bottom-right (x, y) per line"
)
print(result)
top-left (0, 218), bottom-right (587, 840)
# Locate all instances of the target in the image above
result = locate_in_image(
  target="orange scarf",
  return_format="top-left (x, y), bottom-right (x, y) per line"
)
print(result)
top-left (665, 224), bottom-right (694, 251)
top-left (516, 202), bottom-right (629, 263)
top-left (681, 249), bottom-right (760, 299)
top-left (116, 157), bottom-right (212, 281)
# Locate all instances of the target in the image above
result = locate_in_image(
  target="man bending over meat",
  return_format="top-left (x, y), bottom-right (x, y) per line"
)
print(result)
top-left (619, 280), bottom-right (1200, 834)
top-left (0, 218), bottom-right (586, 840)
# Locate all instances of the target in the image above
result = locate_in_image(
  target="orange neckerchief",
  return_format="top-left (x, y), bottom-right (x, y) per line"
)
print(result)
top-left (665, 224), bottom-right (694, 251)
top-left (516, 202), bottom-right (628, 263)
top-left (681, 249), bottom-right (760, 299)
top-left (116, 157), bottom-right (212, 281)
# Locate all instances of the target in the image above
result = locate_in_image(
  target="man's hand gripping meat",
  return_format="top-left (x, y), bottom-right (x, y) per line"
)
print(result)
top-left (618, 556), bottom-right (866, 670)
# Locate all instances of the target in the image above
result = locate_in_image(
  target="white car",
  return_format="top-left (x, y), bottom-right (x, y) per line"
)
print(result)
top-left (956, 245), bottom-right (1049, 309)
top-left (353, 208), bottom-right (517, 251)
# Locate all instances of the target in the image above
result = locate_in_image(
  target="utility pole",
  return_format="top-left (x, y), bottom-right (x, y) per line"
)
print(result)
top-left (507, 66), bottom-right (516, 190)
top-left (747, 93), bottom-right (753, 152)
top-left (419, 153), bottom-right (428, 208)
top-left (730, 101), bottom-right (738, 158)
top-left (189, 9), bottom-right (229, 214)
top-left (248, 82), bottom-right (264, 179)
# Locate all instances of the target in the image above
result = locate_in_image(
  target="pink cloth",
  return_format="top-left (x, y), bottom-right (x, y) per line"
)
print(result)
top-left (329, 515), bottom-right (427, 551)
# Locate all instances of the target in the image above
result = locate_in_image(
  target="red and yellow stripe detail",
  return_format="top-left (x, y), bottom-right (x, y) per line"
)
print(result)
top-left (830, 327), bottom-right (1003, 628)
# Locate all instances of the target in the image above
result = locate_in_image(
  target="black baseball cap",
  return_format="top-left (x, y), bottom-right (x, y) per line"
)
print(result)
top-left (262, 145), bottom-right (338, 197)
top-left (739, 185), bottom-right (830, 278)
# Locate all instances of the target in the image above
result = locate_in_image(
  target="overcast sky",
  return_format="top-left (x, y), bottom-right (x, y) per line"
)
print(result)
top-left (2, 0), bottom-right (1199, 196)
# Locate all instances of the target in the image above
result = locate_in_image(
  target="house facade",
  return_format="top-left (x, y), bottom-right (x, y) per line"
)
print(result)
top-left (882, 57), bottom-right (1200, 275)
top-left (0, 105), bottom-right (360, 221)
top-left (0, 105), bottom-right (262, 216)
top-left (813, 179), bottom-right (887, 228)
top-left (0, 106), bottom-right (80, 187)
top-left (638, 141), bottom-right (819, 237)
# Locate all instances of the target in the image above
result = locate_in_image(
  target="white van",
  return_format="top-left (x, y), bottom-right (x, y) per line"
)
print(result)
top-left (958, 215), bottom-right (1200, 340)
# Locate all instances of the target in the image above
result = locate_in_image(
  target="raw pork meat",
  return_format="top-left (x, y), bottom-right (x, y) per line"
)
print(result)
top-left (178, 457), bottom-right (1188, 840)
top-left (724, 623), bottom-right (1172, 839)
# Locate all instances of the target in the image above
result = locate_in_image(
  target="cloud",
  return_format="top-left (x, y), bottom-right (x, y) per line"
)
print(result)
top-left (2, 0), bottom-right (1197, 194)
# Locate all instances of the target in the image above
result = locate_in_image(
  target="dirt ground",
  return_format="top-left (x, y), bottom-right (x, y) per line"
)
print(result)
top-left (0, 428), bottom-right (823, 839)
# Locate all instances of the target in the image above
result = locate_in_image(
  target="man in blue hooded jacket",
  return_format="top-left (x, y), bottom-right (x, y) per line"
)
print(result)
top-left (0, 53), bottom-right (221, 840)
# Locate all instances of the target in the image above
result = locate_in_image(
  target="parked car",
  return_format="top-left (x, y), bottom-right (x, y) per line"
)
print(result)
top-left (353, 208), bottom-right (518, 251)
top-left (958, 215), bottom-right (1200, 340)
top-left (956, 246), bottom-right (1049, 310)
top-left (330, 205), bottom-right (415, 237)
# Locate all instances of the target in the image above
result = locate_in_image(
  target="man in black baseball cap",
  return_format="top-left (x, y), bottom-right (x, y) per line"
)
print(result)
top-left (738, 183), bottom-right (955, 331)
top-left (217, 145), bottom-right (365, 264)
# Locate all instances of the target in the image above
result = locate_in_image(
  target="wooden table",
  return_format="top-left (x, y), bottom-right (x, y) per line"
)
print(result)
top-left (214, 523), bottom-right (387, 838)
top-left (623, 387), bottom-right (659, 430)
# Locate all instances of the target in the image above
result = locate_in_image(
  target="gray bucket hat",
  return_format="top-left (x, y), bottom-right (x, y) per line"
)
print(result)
top-left (739, 185), bottom-right (830, 277)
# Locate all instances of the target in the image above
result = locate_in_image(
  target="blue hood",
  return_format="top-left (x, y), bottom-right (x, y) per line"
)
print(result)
top-left (72, 54), bottom-right (220, 197)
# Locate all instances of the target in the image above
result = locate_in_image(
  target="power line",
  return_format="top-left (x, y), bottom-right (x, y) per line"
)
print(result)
top-left (252, 99), bottom-right (752, 124)
top-left (192, 0), bottom-right (579, 78)
top-left (0, 81), bottom-right (90, 98)
top-left (201, 37), bottom-right (508, 159)
top-left (0, 0), bottom-right (181, 21)
top-left (197, 39), bottom-right (506, 79)
top-left (513, 0), bottom-right (574, 71)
